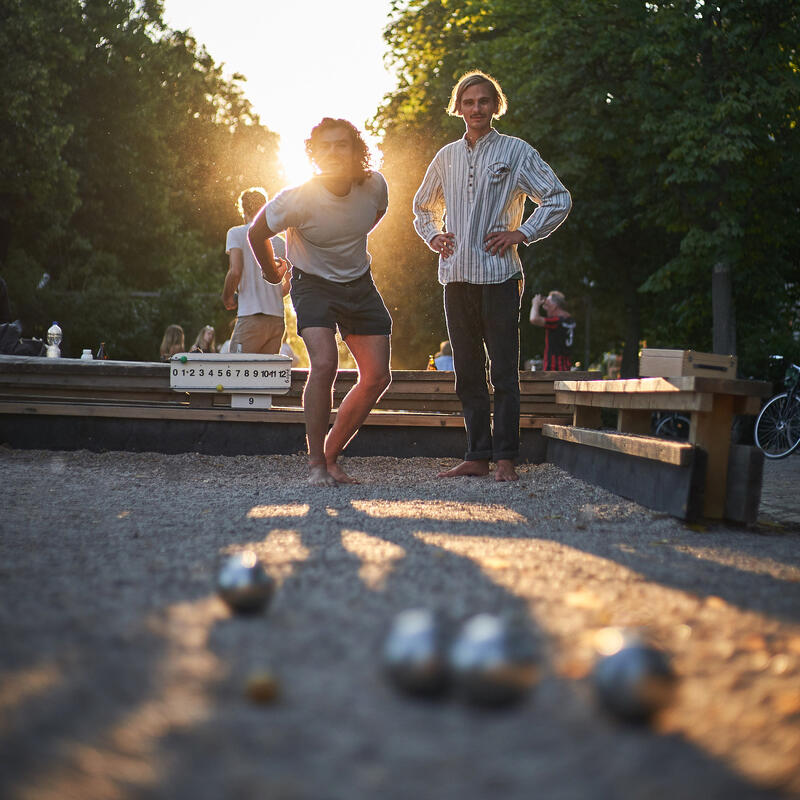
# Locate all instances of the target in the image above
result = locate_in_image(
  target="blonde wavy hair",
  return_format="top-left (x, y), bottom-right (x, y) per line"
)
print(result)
top-left (447, 70), bottom-right (508, 118)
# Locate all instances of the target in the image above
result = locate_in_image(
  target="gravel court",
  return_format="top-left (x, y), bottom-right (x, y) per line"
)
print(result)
top-left (1, 447), bottom-right (799, 799)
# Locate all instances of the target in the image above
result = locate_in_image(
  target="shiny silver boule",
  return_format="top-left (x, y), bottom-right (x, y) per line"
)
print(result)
top-left (382, 609), bottom-right (449, 697)
top-left (216, 551), bottom-right (274, 614)
top-left (449, 613), bottom-right (538, 707)
top-left (592, 628), bottom-right (676, 721)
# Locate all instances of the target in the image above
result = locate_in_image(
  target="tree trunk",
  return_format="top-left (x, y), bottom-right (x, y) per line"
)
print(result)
top-left (712, 261), bottom-right (737, 355)
top-left (621, 285), bottom-right (641, 378)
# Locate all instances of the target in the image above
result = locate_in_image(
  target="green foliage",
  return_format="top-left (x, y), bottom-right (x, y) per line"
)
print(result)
top-left (1, 0), bottom-right (283, 360)
top-left (375, 0), bottom-right (800, 377)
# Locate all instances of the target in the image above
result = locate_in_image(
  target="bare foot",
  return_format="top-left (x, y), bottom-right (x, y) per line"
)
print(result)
top-left (494, 459), bottom-right (519, 482)
top-left (308, 463), bottom-right (338, 487)
top-left (437, 460), bottom-right (490, 478)
top-left (327, 462), bottom-right (360, 484)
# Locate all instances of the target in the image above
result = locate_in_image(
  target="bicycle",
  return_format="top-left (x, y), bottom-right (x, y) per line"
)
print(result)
top-left (754, 359), bottom-right (800, 459)
top-left (653, 411), bottom-right (690, 440)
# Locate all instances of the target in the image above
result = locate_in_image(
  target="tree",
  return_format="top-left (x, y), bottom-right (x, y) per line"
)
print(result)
top-left (1, 0), bottom-right (283, 360)
top-left (0, 0), bottom-right (83, 270)
top-left (376, 0), bottom-right (800, 376)
top-left (634, 0), bottom-right (800, 374)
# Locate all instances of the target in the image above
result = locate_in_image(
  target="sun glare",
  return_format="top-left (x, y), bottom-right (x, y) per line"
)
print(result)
top-left (279, 141), bottom-right (315, 187)
top-left (278, 132), bottom-right (384, 189)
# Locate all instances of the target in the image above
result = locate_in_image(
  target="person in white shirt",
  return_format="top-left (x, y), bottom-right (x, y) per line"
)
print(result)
top-left (413, 70), bottom-right (571, 481)
top-left (222, 187), bottom-right (291, 354)
top-left (248, 118), bottom-right (392, 486)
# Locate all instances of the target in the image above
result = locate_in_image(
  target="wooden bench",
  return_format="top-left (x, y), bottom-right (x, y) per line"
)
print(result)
top-left (545, 376), bottom-right (772, 521)
top-left (0, 355), bottom-right (597, 457)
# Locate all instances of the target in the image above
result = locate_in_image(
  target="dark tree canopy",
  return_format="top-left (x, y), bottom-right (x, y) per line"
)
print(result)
top-left (372, 0), bottom-right (800, 376)
top-left (3, 0), bottom-right (798, 374)
top-left (1, 0), bottom-right (283, 360)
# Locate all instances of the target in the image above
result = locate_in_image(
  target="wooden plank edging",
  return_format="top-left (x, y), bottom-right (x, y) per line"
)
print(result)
top-left (542, 423), bottom-right (695, 466)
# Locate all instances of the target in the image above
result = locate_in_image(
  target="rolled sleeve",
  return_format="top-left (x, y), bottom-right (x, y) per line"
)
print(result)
top-left (412, 159), bottom-right (446, 247)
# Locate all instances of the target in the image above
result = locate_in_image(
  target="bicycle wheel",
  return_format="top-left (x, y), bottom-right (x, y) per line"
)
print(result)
top-left (655, 413), bottom-right (690, 440)
top-left (755, 393), bottom-right (800, 458)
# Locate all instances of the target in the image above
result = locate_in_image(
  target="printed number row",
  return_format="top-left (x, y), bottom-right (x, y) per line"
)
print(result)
top-left (172, 368), bottom-right (289, 378)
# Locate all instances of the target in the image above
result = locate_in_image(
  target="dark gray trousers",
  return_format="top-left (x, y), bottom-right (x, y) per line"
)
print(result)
top-left (444, 279), bottom-right (521, 462)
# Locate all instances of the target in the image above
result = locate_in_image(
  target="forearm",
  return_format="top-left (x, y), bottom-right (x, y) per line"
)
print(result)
top-left (222, 269), bottom-right (239, 309)
top-left (518, 150), bottom-right (572, 244)
top-left (529, 311), bottom-right (546, 327)
top-left (519, 184), bottom-right (572, 244)
top-left (247, 207), bottom-right (281, 283)
top-left (412, 165), bottom-right (445, 247)
top-left (529, 297), bottom-right (546, 326)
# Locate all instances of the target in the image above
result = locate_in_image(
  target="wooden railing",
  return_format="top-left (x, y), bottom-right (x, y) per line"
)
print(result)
top-left (0, 355), bottom-right (597, 429)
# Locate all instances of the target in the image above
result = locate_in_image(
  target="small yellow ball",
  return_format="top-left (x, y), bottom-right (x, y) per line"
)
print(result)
top-left (245, 671), bottom-right (280, 704)
top-left (216, 384), bottom-right (224, 392)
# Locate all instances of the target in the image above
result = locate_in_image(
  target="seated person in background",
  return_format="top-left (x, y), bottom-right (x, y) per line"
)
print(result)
top-left (159, 324), bottom-right (185, 362)
top-left (529, 290), bottom-right (576, 371)
top-left (434, 340), bottom-right (454, 370)
top-left (222, 187), bottom-right (291, 354)
top-left (218, 318), bottom-right (236, 353)
top-left (190, 324), bottom-right (216, 354)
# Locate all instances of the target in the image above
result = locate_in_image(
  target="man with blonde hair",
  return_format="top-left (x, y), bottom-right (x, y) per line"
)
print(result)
top-left (413, 70), bottom-right (571, 481)
top-left (222, 187), bottom-right (290, 354)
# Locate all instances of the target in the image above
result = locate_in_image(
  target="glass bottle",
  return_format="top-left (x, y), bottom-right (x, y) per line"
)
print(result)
top-left (96, 342), bottom-right (107, 360)
top-left (427, 354), bottom-right (437, 371)
top-left (46, 322), bottom-right (62, 358)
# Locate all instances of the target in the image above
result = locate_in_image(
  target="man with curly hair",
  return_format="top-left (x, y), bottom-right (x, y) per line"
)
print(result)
top-left (413, 70), bottom-right (571, 481)
top-left (248, 118), bottom-right (392, 486)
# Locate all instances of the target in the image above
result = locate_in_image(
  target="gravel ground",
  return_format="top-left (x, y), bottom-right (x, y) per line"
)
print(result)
top-left (1, 446), bottom-right (799, 800)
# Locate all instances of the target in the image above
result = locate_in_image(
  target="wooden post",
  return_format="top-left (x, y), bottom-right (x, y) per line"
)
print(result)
top-left (690, 393), bottom-right (735, 518)
top-left (617, 409), bottom-right (652, 435)
top-left (574, 405), bottom-right (602, 428)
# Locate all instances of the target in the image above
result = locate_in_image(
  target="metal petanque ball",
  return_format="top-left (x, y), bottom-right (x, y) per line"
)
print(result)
top-left (592, 628), bottom-right (676, 721)
top-left (216, 551), bottom-right (274, 614)
top-left (382, 609), bottom-right (450, 698)
top-left (448, 613), bottom-right (538, 707)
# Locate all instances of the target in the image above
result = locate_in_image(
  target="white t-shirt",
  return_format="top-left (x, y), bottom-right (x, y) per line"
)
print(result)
top-left (265, 172), bottom-right (388, 282)
top-left (225, 224), bottom-right (286, 317)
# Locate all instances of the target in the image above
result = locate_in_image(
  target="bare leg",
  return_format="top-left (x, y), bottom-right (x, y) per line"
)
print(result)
top-left (437, 459), bottom-right (491, 478)
top-left (300, 327), bottom-right (339, 486)
top-left (494, 458), bottom-right (519, 482)
top-left (324, 334), bottom-right (391, 483)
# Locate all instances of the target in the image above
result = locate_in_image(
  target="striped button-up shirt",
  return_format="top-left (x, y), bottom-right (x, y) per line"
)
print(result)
top-left (413, 128), bottom-right (572, 285)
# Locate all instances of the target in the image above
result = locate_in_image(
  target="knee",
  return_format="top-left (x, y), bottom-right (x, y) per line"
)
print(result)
top-left (362, 368), bottom-right (391, 398)
top-left (489, 366), bottom-right (520, 394)
top-left (308, 356), bottom-right (338, 385)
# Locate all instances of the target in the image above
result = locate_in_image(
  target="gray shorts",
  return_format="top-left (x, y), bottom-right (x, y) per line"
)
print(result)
top-left (290, 268), bottom-right (392, 339)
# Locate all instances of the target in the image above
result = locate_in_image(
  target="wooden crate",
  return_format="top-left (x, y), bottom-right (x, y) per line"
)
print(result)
top-left (639, 348), bottom-right (737, 378)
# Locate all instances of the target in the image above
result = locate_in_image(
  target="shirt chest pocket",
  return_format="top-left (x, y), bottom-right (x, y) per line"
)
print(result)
top-left (486, 161), bottom-right (512, 184)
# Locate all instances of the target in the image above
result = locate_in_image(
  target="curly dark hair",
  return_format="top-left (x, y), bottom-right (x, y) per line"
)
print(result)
top-left (305, 118), bottom-right (372, 185)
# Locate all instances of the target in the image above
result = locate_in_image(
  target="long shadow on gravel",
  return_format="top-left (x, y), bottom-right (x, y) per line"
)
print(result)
top-left (0, 464), bottom-right (790, 800)
top-left (0, 531), bottom-right (216, 799)
top-left (526, 523), bottom-right (800, 625)
top-left (145, 493), bottom-right (783, 800)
